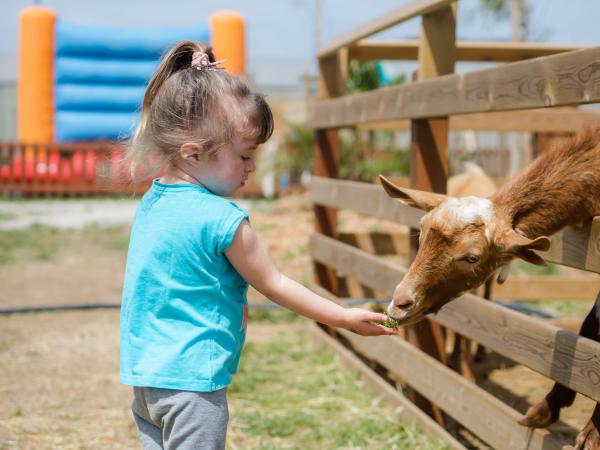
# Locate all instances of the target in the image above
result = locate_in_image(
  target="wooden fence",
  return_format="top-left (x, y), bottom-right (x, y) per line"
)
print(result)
top-left (310, 1), bottom-right (600, 449)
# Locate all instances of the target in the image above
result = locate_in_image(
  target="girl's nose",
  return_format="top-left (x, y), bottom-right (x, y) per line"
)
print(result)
top-left (247, 159), bottom-right (256, 172)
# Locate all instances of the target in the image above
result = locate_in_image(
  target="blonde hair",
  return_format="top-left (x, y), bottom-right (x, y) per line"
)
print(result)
top-left (128, 40), bottom-right (274, 180)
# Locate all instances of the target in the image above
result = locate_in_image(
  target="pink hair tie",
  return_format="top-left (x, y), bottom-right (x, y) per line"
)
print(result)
top-left (191, 51), bottom-right (226, 71)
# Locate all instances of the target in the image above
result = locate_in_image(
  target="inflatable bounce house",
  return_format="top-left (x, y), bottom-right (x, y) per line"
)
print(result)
top-left (3, 6), bottom-right (245, 194)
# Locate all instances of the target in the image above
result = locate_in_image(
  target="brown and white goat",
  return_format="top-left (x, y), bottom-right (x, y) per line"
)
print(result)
top-left (380, 126), bottom-right (600, 449)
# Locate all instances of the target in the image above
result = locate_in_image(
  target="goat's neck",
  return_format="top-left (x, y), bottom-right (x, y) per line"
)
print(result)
top-left (491, 130), bottom-right (600, 238)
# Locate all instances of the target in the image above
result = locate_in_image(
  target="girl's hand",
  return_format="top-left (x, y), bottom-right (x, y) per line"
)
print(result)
top-left (341, 308), bottom-right (398, 336)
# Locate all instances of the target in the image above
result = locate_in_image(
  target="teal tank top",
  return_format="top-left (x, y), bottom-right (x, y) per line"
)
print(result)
top-left (120, 180), bottom-right (249, 392)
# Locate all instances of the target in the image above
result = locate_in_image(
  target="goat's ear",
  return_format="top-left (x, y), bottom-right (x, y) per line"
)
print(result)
top-left (379, 175), bottom-right (446, 212)
top-left (500, 229), bottom-right (551, 266)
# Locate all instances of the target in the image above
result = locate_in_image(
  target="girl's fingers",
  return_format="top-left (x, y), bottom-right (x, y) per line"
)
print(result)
top-left (356, 323), bottom-right (397, 336)
top-left (363, 311), bottom-right (388, 323)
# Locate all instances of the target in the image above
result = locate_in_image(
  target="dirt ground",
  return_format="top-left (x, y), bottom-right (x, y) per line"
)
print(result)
top-left (0, 193), bottom-right (597, 449)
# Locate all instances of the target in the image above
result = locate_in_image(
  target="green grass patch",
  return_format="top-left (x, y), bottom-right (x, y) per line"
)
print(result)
top-left (81, 224), bottom-right (131, 252)
top-left (229, 326), bottom-right (447, 449)
top-left (282, 244), bottom-right (308, 262)
top-left (0, 225), bottom-right (64, 265)
top-left (254, 222), bottom-right (278, 234)
top-left (0, 224), bottom-right (130, 266)
top-left (523, 299), bottom-right (592, 318)
top-left (0, 212), bottom-right (15, 221)
top-left (248, 307), bottom-right (301, 324)
top-left (512, 261), bottom-right (558, 276)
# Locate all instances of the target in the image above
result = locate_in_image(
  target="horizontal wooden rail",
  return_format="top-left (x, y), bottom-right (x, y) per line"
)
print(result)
top-left (310, 176), bottom-right (424, 228)
top-left (309, 323), bottom-right (467, 449)
top-left (312, 46), bottom-right (600, 128)
top-left (541, 217), bottom-right (600, 274)
top-left (349, 39), bottom-right (586, 62)
top-left (468, 276), bottom-right (599, 302)
top-left (310, 284), bottom-right (567, 450)
top-left (356, 108), bottom-right (600, 133)
top-left (338, 231), bottom-right (410, 255)
top-left (309, 232), bottom-right (600, 403)
top-left (311, 177), bottom-right (600, 273)
top-left (318, 0), bottom-right (455, 58)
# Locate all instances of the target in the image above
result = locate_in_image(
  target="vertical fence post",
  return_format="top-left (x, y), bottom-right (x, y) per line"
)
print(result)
top-left (314, 49), bottom-right (348, 295)
top-left (407, 2), bottom-right (457, 425)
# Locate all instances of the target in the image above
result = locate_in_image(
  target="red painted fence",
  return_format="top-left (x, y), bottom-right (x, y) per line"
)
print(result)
top-left (0, 141), bottom-right (265, 197)
top-left (0, 141), bottom-right (150, 196)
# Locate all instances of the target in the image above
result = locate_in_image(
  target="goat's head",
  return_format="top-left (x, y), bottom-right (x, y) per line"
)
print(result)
top-left (380, 176), bottom-right (551, 326)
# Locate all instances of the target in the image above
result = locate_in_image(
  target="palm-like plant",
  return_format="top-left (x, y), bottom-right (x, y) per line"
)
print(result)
top-left (280, 122), bottom-right (315, 185)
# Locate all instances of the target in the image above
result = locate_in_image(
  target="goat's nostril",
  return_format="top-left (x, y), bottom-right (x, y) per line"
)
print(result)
top-left (393, 295), bottom-right (415, 310)
top-left (396, 302), bottom-right (413, 310)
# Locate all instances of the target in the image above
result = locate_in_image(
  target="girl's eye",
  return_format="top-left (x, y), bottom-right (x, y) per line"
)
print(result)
top-left (462, 255), bottom-right (480, 264)
top-left (241, 156), bottom-right (251, 162)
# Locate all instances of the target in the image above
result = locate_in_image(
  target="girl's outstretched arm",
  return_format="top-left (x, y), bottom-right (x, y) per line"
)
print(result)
top-left (225, 220), bottom-right (396, 336)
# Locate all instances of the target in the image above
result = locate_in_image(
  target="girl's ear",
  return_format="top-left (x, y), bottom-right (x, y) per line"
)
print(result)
top-left (179, 143), bottom-right (203, 161)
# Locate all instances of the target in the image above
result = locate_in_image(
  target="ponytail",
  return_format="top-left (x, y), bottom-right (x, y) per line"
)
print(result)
top-left (134, 41), bottom-right (214, 145)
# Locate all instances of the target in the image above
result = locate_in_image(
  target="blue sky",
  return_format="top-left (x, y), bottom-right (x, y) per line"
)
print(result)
top-left (2, 0), bottom-right (600, 88)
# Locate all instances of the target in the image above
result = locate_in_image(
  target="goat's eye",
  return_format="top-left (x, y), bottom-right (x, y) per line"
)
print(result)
top-left (463, 255), bottom-right (480, 264)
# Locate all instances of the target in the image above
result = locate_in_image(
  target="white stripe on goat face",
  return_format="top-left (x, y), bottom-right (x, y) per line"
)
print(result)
top-left (429, 196), bottom-right (494, 240)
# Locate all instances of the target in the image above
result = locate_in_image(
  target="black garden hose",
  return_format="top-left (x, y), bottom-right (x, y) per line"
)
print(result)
top-left (0, 298), bottom-right (555, 318)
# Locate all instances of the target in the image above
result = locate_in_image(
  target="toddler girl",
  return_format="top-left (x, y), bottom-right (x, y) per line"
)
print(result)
top-left (120, 40), bottom-right (395, 450)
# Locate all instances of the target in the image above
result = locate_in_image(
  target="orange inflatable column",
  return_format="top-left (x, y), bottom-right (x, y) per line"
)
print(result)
top-left (209, 11), bottom-right (246, 76)
top-left (17, 6), bottom-right (56, 181)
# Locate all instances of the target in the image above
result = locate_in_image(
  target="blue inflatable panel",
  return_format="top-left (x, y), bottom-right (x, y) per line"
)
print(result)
top-left (56, 84), bottom-right (145, 112)
top-left (56, 111), bottom-right (139, 142)
top-left (56, 57), bottom-right (158, 85)
top-left (56, 21), bottom-right (210, 59)
top-left (54, 20), bottom-right (210, 142)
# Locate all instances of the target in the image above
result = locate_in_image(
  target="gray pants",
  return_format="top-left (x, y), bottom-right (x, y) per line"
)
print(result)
top-left (131, 387), bottom-right (229, 450)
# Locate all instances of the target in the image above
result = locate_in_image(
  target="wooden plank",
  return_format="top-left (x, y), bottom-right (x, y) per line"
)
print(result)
top-left (338, 231), bottom-right (410, 255)
top-left (318, 0), bottom-right (455, 58)
top-left (349, 39), bottom-right (586, 62)
top-left (309, 233), bottom-right (600, 402)
top-left (317, 50), bottom-right (348, 100)
top-left (310, 176), bottom-right (424, 228)
top-left (313, 49), bottom-right (347, 293)
top-left (308, 322), bottom-right (467, 450)
top-left (309, 285), bottom-right (567, 450)
top-left (541, 217), bottom-right (600, 273)
top-left (417, 4), bottom-right (456, 81)
top-left (312, 46), bottom-right (600, 129)
top-left (356, 108), bottom-right (600, 133)
top-left (311, 177), bottom-right (600, 274)
top-left (310, 233), bottom-right (401, 294)
top-left (410, 117), bottom-right (449, 193)
top-left (493, 276), bottom-right (600, 302)
top-left (338, 328), bottom-right (568, 450)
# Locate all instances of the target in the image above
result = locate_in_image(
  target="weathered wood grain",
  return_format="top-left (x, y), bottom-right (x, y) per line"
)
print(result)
top-left (312, 47), bottom-right (600, 128)
top-left (349, 39), bottom-right (586, 62)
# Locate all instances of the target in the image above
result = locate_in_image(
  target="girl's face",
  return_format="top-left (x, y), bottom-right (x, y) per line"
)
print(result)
top-left (195, 135), bottom-right (257, 197)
